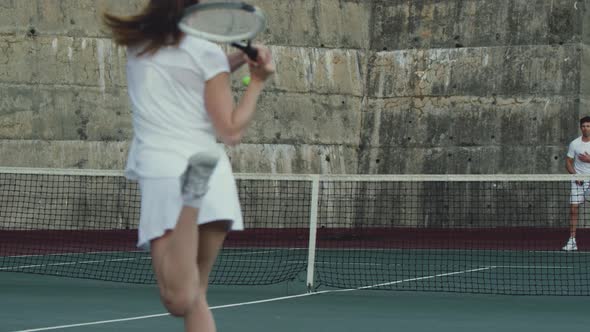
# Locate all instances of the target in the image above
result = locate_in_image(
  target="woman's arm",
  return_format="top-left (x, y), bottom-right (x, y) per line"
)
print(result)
top-left (227, 51), bottom-right (247, 72)
top-left (205, 46), bottom-right (274, 146)
top-left (204, 74), bottom-right (265, 145)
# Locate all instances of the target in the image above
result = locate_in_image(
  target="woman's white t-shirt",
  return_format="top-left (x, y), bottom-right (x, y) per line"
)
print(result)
top-left (124, 36), bottom-right (230, 179)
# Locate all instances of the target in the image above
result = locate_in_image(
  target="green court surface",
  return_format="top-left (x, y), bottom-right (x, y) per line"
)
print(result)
top-left (2, 272), bottom-right (589, 332)
top-left (2, 171), bottom-right (590, 330)
top-left (3, 248), bottom-right (589, 295)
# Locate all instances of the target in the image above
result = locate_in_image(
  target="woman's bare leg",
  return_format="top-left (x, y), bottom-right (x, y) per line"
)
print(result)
top-left (184, 221), bottom-right (229, 332)
top-left (150, 206), bottom-right (201, 317)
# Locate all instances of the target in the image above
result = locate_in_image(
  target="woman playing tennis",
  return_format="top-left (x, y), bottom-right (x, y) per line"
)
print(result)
top-left (103, 0), bottom-right (274, 331)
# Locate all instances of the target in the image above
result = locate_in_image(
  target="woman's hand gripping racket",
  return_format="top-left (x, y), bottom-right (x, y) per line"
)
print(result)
top-left (178, 1), bottom-right (266, 61)
top-left (243, 44), bottom-right (274, 84)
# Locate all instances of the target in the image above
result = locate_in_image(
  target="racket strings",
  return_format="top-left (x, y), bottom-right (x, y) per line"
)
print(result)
top-left (184, 9), bottom-right (259, 37)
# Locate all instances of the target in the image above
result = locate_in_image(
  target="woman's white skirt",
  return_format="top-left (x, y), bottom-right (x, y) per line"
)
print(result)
top-left (136, 153), bottom-right (243, 249)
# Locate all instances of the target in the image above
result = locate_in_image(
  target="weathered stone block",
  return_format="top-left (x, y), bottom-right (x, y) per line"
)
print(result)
top-left (246, 93), bottom-right (362, 145)
top-left (361, 96), bottom-right (576, 148)
top-left (227, 143), bottom-right (358, 174)
top-left (372, 0), bottom-right (584, 50)
top-left (368, 45), bottom-right (580, 98)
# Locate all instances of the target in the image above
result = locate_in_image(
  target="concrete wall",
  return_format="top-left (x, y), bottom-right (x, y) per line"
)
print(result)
top-left (0, 0), bottom-right (588, 174)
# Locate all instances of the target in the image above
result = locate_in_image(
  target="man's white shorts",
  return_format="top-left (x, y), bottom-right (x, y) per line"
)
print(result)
top-left (570, 180), bottom-right (590, 205)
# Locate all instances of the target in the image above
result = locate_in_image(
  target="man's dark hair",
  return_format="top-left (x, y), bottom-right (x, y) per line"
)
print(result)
top-left (581, 116), bottom-right (590, 126)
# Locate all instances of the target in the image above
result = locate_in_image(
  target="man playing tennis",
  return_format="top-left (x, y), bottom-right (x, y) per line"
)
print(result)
top-left (563, 116), bottom-right (590, 251)
top-left (103, 1), bottom-right (274, 331)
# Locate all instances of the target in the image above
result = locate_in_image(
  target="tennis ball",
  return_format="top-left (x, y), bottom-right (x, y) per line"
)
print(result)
top-left (241, 75), bottom-right (251, 86)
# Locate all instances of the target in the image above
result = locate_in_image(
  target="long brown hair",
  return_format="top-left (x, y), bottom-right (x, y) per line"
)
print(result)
top-left (103, 0), bottom-right (198, 55)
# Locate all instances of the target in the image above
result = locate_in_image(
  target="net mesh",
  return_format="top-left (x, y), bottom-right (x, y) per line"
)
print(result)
top-left (314, 179), bottom-right (589, 295)
top-left (1, 169), bottom-right (589, 295)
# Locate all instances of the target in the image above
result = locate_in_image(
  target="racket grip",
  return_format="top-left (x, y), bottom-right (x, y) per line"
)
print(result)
top-left (231, 42), bottom-right (258, 61)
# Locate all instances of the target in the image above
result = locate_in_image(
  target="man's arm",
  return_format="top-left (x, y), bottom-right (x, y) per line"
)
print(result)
top-left (227, 51), bottom-right (247, 72)
top-left (579, 152), bottom-right (590, 163)
top-left (566, 157), bottom-right (576, 174)
top-left (567, 156), bottom-right (585, 186)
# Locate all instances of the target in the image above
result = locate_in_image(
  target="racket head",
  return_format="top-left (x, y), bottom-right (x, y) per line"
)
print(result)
top-left (178, 2), bottom-right (266, 43)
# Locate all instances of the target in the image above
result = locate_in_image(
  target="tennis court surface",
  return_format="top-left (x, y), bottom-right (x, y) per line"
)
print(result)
top-left (1, 169), bottom-right (590, 331)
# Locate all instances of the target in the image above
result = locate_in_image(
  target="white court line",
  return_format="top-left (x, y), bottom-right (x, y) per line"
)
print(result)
top-left (4, 247), bottom-right (579, 272)
top-left (8, 266), bottom-right (491, 332)
top-left (221, 250), bottom-right (296, 256)
top-left (8, 293), bottom-right (317, 332)
top-left (4, 251), bottom-right (145, 258)
top-left (325, 266), bottom-right (495, 292)
top-left (5, 248), bottom-right (305, 259)
top-left (493, 265), bottom-right (576, 269)
top-left (8, 247), bottom-right (588, 258)
top-left (219, 259), bottom-right (407, 267)
top-left (221, 259), bottom-right (580, 269)
top-left (3, 257), bottom-right (577, 271)
top-left (0, 257), bottom-right (152, 271)
top-left (1, 251), bottom-right (303, 271)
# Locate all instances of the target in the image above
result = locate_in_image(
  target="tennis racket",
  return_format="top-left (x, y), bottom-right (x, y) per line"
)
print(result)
top-left (178, 1), bottom-right (266, 61)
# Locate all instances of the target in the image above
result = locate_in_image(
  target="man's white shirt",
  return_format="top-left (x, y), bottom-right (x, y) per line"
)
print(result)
top-left (567, 136), bottom-right (590, 174)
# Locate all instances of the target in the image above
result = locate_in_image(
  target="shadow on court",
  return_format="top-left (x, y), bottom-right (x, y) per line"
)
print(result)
top-left (2, 272), bottom-right (590, 332)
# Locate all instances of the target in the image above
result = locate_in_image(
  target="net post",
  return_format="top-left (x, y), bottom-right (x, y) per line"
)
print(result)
top-left (306, 175), bottom-right (320, 293)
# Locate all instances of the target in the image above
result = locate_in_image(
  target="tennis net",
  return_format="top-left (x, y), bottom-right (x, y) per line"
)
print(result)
top-left (0, 168), bottom-right (589, 295)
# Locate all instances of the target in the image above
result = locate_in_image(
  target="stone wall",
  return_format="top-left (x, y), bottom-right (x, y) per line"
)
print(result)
top-left (0, 0), bottom-right (587, 174)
